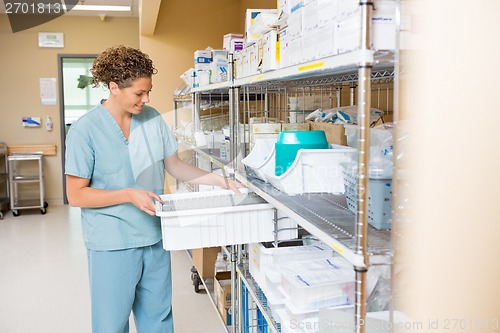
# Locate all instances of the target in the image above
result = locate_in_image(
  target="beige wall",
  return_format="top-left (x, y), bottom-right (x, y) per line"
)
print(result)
top-left (0, 15), bottom-right (139, 204)
top-left (0, 0), bottom-right (275, 204)
top-left (140, 0), bottom-right (276, 120)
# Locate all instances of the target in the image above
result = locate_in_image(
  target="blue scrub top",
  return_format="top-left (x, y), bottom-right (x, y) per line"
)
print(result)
top-left (65, 104), bottom-right (178, 251)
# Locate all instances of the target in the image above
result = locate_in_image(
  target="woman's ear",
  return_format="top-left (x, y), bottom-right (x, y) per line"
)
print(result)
top-left (109, 81), bottom-right (120, 95)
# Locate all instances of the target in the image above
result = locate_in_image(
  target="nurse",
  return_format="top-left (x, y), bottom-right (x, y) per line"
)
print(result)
top-left (65, 45), bottom-right (242, 333)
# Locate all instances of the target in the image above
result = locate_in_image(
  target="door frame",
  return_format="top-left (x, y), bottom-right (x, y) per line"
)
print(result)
top-left (57, 54), bottom-right (97, 204)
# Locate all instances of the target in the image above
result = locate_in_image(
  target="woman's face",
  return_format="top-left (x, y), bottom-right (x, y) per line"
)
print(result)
top-left (111, 77), bottom-right (152, 114)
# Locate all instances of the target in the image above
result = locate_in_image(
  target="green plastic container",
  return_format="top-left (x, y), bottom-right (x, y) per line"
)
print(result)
top-left (275, 130), bottom-right (329, 176)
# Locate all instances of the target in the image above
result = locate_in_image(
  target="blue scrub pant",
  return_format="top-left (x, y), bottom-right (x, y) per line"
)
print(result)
top-left (87, 241), bottom-right (173, 333)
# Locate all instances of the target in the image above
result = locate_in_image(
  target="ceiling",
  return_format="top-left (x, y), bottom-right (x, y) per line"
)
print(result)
top-left (0, 0), bottom-right (140, 17)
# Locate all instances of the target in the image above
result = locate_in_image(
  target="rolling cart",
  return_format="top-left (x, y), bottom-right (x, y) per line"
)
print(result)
top-left (8, 153), bottom-right (48, 216)
top-left (0, 143), bottom-right (9, 219)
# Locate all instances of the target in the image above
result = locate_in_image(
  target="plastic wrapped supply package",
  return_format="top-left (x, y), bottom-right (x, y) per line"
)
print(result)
top-left (176, 68), bottom-right (194, 94)
top-left (193, 48), bottom-right (213, 87)
top-left (210, 50), bottom-right (229, 84)
top-left (278, 257), bottom-right (355, 312)
top-left (245, 9), bottom-right (279, 42)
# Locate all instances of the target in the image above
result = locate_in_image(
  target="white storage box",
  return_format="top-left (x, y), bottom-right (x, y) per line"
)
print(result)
top-left (242, 138), bottom-right (277, 183)
top-left (337, 0), bottom-right (397, 54)
top-left (194, 50), bottom-right (212, 64)
top-left (223, 33), bottom-right (244, 52)
top-left (317, 20), bottom-right (338, 59)
top-left (318, 0), bottom-right (338, 24)
top-left (262, 29), bottom-right (280, 72)
top-left (279, 27), bottom-right (291, 68)
top-left (302, 0), bottom-right (319, 32)
top-left (302, 29), bottom-right (318, 63)
top-left (158, 189), bottom-right (278, 250)
top-left (266, 145), bottom-right (356, 195)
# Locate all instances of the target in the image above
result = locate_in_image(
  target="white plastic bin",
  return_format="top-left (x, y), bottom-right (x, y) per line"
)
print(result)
top-left (266, 145), bottom-right (356, 195)
top-left (157, 189), bottom-right (282, 250)
top-left (242, 138), bottom-right (277, 182)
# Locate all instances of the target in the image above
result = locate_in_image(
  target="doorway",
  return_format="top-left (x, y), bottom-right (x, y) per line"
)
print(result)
top-left (58, 55), bottom-right (109, 204)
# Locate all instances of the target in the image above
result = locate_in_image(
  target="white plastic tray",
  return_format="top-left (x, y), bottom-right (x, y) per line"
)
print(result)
top-left (157, 189), bottom-right (296, 250)
top-left (266, 145), bottom-right (356, 195)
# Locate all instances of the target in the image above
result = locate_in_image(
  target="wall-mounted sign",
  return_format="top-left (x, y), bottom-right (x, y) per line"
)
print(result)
top-left (38, 32), bottom-right (64, 48)
top-left (22, 117), bottom-right (41, 127)
top-left (40, 78), bottom-right (57, 105)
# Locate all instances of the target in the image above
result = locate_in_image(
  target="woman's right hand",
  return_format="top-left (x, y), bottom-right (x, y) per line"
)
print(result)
top-left (127, 189), bottom-right (162, 216)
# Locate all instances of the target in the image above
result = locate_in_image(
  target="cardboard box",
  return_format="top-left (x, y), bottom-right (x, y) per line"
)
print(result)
top-left (309, 121), bottom-right (347, 145)
top-left (337, 0), bottom-right (397, 54)
top-left (287, 6), bottom-right (303, 39)
top-left (223, 33), bottom-right (244, 52)
top-left (302, 29), bottom-right (317, 63)
top-left (338, 0), bottom-right (360, 20)
top-left (302, 0), bottom-right (318, 32)
top-left (251, 123), bottom-right (282, 134)
top-left (250, 133), bottom-right (280, 149)
top-left (282, 122), bottom-right (310, 131)
top-left (249, 117), bottom-right (280, 124)
top-left (279, 27), bottom-right (291, 68)
top-left (215, 271), bottom-right (232, 325)
top-left (192, 247), bottom-right (220, 279)
top-left (371, 0), bottom-right (397, 50)
top-left (194, 50), bottom-right (212, 64)
top-left (371, 114), bottom-right (394, 127)
top-left (317, 20), bottom-right (338, 59)
top-left (318, 0), bottom-right (338, 24)
top-left (288, 36), bottom-right (302, 66)
top-left (209, 58), bottom-right (228, 84)
top-left (337, 10), bottom-right (362, 54)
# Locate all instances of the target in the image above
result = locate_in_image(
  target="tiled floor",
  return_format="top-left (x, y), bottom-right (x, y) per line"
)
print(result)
top-left (0, 205), bottom-right (227, 333)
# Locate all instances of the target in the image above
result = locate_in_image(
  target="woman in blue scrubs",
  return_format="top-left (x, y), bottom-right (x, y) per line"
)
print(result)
top-left (65, 45), bottom-right (242, 333)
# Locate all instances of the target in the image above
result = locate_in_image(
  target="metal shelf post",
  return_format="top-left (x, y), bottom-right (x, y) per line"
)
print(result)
top-left (355, 1), bottom-right (374, 333)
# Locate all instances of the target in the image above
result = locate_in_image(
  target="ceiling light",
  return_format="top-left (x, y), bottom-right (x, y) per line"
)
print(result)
top-left (64, 5), bottom-right (131, 12)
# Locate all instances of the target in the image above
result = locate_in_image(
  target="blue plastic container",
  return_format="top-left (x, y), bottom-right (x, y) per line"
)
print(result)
top-left (274, 130), bottom-right (329, 176)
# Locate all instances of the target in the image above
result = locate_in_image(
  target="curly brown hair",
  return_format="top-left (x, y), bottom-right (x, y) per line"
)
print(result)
top-left (90, 45), bottom-right (158, 89)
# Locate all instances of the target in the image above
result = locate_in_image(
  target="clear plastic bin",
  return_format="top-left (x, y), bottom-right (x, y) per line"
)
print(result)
top-left (248, 242), bottom-right (333, 287)
top-left (279, 258), bottom-right (355, 312)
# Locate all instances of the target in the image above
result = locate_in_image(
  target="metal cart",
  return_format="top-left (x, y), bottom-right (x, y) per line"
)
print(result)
top-left (8, 153), bottom-right (48, 216)
top-left (0, 142), bottom-right (9, 219)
